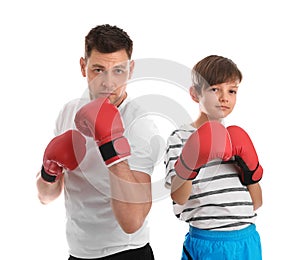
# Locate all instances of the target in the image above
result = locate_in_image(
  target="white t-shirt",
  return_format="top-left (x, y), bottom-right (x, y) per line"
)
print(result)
top-left (164, 123), bottom-right (257, 231)
top-left (54, 93), bottom-right (162, 258)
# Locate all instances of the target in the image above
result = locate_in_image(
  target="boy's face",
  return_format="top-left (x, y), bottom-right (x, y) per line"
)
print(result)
top-left (80, 49), bottom-right (134, 106)
top-left (199, 80), bottom-right (239, 120)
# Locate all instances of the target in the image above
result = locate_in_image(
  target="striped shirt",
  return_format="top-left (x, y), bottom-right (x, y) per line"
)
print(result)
top-left (164, 123), bottom-right (257, 231)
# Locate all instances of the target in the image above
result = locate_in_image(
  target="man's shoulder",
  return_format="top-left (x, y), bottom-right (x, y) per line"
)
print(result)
top-left (55, 97), bottom-right (89, 135)
top-left (119, 97), bottom-right (153, 128)
top-left (60, 97), bottom-right (89, 112)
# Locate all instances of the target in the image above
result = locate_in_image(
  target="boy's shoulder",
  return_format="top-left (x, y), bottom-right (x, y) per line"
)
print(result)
top-left (170, 123), bottom-right (195, 137)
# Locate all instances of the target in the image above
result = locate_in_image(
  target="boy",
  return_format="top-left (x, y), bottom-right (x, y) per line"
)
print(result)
top-left (164, 55), bottom-right (263, 259)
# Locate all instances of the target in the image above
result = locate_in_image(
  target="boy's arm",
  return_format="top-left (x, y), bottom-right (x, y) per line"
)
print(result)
top-left (247, 183), bottom-right (262, 211)
top-left (170, 121), bottom-right (232, 204)
top-left (171, 175), bottom-right (192, 205)
top-left (227, 125), bottom-right (263, 185)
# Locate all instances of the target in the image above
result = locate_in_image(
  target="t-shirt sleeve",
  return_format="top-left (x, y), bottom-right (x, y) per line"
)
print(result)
top-left (126, 117), bottom-right (165, 176)
top-left (164, 131), bottom-right (183, 188)
top-left (54, 108), bottom-right (65, 136)
top-left (54, 98), bottom-right (88, 136)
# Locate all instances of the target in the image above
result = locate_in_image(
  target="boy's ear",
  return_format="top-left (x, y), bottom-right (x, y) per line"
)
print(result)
top-left (189, 86), bottom-right (200, 103)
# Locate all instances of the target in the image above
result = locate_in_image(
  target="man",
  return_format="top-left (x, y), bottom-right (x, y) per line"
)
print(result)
top-left (36, 24), bottom-right (161, 260)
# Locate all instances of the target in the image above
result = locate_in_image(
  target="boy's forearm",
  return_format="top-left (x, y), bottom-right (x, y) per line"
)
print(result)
top-left (247, 183), bottom-right (263, 211)
top-left (171, 175), bottom-right (192, 205)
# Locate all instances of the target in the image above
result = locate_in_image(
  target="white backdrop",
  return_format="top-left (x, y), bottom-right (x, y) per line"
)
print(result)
top-left (1, 0), bottom-right (299, 259)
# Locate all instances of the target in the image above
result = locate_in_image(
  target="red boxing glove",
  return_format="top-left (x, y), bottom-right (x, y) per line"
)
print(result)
top-left (74, 97), bottom-right (130, 166)
top-left (41, 130), bottom-right (86, 183)
top-left (227, 125), bottom-right (263, 185)
top-left (175, 121), bottom-right (232, 180)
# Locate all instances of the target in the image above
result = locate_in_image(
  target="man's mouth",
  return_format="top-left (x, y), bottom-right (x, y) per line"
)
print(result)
top-left (98, 92), bottom-right (114, 96)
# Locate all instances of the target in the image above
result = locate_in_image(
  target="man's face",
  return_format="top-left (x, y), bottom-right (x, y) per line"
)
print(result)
top-left (80, 49), bottom-right (134, 106)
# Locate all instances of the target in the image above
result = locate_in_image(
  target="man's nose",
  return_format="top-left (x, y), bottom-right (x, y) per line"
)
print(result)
top-left (100, 72), bottom-right (115, 90)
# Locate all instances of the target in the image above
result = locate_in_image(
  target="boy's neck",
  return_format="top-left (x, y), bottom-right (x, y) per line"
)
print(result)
top-left (192, 113), bottom-right (223, 128)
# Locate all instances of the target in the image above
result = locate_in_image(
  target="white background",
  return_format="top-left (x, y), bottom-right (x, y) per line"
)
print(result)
top-left (1, 0), bottom-right (299, 259)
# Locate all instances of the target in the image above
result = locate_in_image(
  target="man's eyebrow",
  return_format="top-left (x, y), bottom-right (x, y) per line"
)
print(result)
top-left (91, 64), bottom-right (128, 69)
top-left (113, 64), bottom-right (129, 69)
top-left (91, 64), bottom-right (105, 69)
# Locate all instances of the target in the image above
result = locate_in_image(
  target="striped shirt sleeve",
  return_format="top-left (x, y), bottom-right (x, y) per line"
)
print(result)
top-left (164, 125), bottom-right (195, 188)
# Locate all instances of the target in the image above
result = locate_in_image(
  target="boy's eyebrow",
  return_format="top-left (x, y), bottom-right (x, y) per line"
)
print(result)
top-left (229, 82), bottom-right (239, 88)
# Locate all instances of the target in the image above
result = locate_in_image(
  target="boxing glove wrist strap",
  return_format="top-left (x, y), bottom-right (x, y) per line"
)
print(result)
top-left (98, 136), bottom-right (130, 165)
top-left (235, 156), bottom-right (261, 185)
top-left (235, 156), bottom-right (259, 174)
top-left (41, 166), bottom-right (57, 183)
top-left (179, 154), bottom-right (201, 174)
top-left (99, 141), bottom-right (118, 162)
top-left (174, 154), bottom-right (201, 180)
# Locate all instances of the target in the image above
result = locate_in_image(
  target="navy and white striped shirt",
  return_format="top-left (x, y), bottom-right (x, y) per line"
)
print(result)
top-left (164, 124), bottom-right (257, 231)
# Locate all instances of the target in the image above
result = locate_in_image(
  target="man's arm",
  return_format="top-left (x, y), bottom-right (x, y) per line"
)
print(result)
top-left (74, 97), bottom-right (155, 233)
top-left (109, 161), bottom-right (152, 234)
top-left (36, 129), bottom-right (86, 205)
top-left (36, 172), bottom-right (64, 204)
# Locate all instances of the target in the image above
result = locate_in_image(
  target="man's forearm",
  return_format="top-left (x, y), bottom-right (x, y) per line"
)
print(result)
top-left (36, 172), bottom-right (64, 204)
top-left (108, 161), bottom-right (152, 233)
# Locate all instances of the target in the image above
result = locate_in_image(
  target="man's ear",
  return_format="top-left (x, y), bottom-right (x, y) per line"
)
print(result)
top-left (189, 86), bottom-right (200, 103)
top-left (80, 57), bottom-right (87, 77)
top-left (128, 60), bottom-right (135, 79)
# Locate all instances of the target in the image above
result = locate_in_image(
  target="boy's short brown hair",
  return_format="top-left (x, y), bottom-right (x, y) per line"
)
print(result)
top-left (192, 55), bottom-right (242, 94)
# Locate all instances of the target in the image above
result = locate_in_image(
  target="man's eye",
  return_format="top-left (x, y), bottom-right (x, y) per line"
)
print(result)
top-left (230, 90), bottom-right (237, 94)
top-left (94, 68), bottom-right (104, 73)
top-left (114, 68), bottom-right (125, 74)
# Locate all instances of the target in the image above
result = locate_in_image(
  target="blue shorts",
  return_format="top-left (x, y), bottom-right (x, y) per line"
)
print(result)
top-left (181, 224), bottom-right (262, 260)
